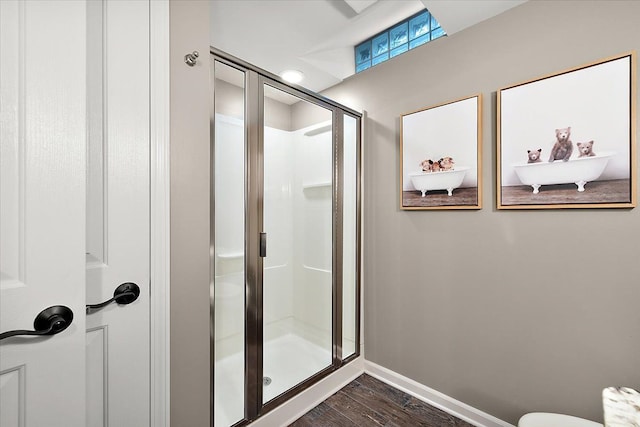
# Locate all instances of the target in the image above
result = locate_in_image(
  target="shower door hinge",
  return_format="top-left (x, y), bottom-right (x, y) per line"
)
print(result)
top-left (259, 232), bottom-right (267, 258)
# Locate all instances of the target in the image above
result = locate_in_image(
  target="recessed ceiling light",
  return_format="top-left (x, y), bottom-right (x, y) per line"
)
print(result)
top-left (280, 70), bottom-right (304, 84)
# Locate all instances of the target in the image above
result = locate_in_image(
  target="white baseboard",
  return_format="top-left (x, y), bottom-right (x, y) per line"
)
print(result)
top-left (364, 360), bottom-right (515, 427)
top-left (248, 357), bottom-right (365, 427)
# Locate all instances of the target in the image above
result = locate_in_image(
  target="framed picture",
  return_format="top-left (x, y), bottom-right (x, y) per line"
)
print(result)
top-left (497, 52), bottom-right (636, 209)
top-left (400, 94), bottom-right (482, 210)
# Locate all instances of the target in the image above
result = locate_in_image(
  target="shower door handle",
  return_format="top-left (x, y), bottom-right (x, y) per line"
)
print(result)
top-left (259, 232), bottom-right (267, 258)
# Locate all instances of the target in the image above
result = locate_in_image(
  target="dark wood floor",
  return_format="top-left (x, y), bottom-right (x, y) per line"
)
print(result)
top-left (289, 374), bottom-right (475, 427)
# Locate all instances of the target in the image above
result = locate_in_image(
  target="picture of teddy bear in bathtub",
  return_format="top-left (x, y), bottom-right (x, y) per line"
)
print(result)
top-left (401, 95), bottom-right (481, 210)
top-left (512, 126), bottom-right (618, 194)
top-left (498, 53), bottom-right (633, 208)
top-left (501, 122), bottom-right (630, 206)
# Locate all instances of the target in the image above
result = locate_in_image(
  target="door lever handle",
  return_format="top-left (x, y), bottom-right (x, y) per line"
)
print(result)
top-left (0, 305), bottom-right (74, 341)
top-left (86, 282), bottom-right (140, 313)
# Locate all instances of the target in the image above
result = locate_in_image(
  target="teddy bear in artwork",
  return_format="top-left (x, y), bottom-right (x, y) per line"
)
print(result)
top-left (527, 148), bottom-right (542, 163)
top-left (576, 140), bottom-right (596, 157)
top-left (548, 127), bottom-right (573, 162)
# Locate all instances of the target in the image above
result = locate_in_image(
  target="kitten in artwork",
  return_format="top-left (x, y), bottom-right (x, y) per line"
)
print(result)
top-left (527, 148), bottom-right (542, 163)
top-left (420, 159), bottom-right (432, 172)
top-left (439, 156), bottom-right (455, 171)
top-left (548, 127), bottom-right (573, 162)
top-left (576, 140), bottom-right (595, 157)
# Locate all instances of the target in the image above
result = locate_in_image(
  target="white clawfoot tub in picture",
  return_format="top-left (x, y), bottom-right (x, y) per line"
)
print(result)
top-left (512, 151), bottom-right (615, 194)
top-left (409, 167), bottom-right (469, 197)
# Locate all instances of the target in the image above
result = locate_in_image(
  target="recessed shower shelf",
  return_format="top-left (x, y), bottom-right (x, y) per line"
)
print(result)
top-left (302, 182), bottom-right (332, 190)
top-left (217, 252), bottom-right (244, 260)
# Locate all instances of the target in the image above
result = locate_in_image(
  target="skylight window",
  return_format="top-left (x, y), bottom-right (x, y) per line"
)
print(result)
top-left (355, 9), bottom-right (445, 73)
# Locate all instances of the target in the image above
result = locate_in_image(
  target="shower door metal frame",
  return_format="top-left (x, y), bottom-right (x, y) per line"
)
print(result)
top-left (342, 109), bottom-right (362, 367)
top-left (210, 47), bottom-right (362, 427)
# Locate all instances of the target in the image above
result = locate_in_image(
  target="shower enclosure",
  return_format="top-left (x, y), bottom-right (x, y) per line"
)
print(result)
top-left (210, 50), bottom-right (361, 427)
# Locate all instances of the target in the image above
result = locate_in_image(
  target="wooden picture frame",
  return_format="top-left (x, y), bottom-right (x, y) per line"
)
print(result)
top-left (497, 52), bottom-right (636, 209)
top-left (400, 94), bottom-right (482, 210)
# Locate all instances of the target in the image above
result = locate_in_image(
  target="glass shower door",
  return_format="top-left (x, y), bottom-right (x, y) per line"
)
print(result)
top-left (211, 49), bottom-right (361, 424)
top-left (262, 82), bottom-right (334, 403)
top-left (212, 59), bottom-right (246, 427)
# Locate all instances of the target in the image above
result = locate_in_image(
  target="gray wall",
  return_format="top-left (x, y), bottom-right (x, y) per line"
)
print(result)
top-left (170, 1), bottom-right (211, 426)
top-left (320, 1), bottom-right (640, 424)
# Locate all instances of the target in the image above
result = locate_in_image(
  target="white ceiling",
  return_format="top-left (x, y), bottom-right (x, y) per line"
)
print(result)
top-left (210, 0), bottom-right (527, 93)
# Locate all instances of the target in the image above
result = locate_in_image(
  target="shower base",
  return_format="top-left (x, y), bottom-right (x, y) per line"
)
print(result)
top-left (214, 332), bottom-right (331, 427)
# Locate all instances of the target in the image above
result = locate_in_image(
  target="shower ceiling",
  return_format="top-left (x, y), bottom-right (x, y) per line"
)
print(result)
top-left (209, 0), bottom-right (527, 93)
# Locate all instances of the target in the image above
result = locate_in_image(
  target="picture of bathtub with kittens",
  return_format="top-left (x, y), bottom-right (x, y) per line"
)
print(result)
top-left (401, 94), bottom-right (481, 210)
top-left (410, 155), bottom-right (469, 198)
top-left (419, 156), bottom-right (455, 172)
top-left (498, 52), bottom-right (634, 208)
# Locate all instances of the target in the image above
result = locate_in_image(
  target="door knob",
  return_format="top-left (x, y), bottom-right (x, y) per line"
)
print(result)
top-left (0, 305), bottom-right (74, 341)
top-left (86, 282), bottom-right (140, 313)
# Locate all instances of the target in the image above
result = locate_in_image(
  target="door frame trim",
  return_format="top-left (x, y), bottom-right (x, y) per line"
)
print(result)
top-left (150, 1), bottom-right (170, 426)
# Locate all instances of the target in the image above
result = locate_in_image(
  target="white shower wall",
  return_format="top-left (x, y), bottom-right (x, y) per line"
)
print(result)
top-left (290, 122), bottom-right (333, 349)
top-left (214, 114), bottom-right (335, 358)
top-left (263, 124), bottom-right (296, 335)
top-left (214, 115), bottom-right (246, 361)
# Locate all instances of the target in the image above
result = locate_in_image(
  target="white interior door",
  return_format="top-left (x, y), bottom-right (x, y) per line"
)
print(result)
top-left (85, 1), bottom-right (150, 426)
top-left (1, 1), bottom-right (151, 426)
top-left (0, 1), bottom-right (87, 426)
